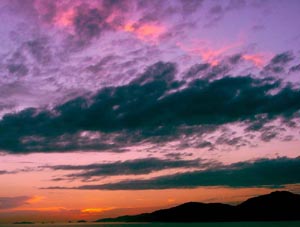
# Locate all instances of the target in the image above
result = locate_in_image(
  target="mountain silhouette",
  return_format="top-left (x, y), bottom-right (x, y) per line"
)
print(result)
top-left (236, 191), bottom-right (300, 221)
top-left (96, 191), bottom-right (300, 222)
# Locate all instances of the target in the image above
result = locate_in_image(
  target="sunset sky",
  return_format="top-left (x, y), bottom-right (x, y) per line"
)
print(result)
top-left (0, 0), bottom-right (300, 223)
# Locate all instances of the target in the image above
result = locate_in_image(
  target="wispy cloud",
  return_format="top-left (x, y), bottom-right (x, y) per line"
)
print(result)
top-left (43, 157), bottom-right (206, 181)
top-left (44, 157), bottom-right (300, 190)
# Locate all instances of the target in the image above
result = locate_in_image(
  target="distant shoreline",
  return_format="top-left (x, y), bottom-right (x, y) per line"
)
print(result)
top-left (96, 191), bottom-right (300, 223)
top-left (0, 221), bottom-right (300, 226)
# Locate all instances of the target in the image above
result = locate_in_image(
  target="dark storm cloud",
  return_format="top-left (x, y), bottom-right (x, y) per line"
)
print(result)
top-left (0, 61), bottom-right (300, 153)
top-left (259, 125), bottom-right (281, 142)
top-left (44, 157), bottom-right (202, 181)
top-left (0, 196), bottom-right (30, 209)
top-left (263, 51), bottom-right (294, 74)
top-left (244, 115), bottom-right (291, 143)
top-left (184, 63), bottom-right (210, 79)
top-left (130, 61), bottom-right (176, 85)
top-left (216, 134), bottom-right (244, 147)
top-left (289, 64), bottom-right (300, 72)
top-left (184, 56), bottom-right (241, 81)
top-left (245, 114), bottom-right (269, 131)
top-left (45, 157), bottom-right (300, 190)
top-left (270, 52), bottom-right (294, 65)
top-left (228, 54), bottom-right (243, 64)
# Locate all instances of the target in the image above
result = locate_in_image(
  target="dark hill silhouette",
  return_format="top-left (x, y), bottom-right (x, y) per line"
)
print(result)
top-left (96, 191), bottom-right (300, 222)
top-left (237, 191), bottom-right (300, 221)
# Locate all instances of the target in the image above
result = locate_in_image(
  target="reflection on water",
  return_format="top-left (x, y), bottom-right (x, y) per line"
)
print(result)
top-left (1, 222), bottom-right (300, 227)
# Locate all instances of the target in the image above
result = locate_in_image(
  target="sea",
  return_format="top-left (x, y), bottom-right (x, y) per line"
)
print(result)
top-left (0, 222), bottom-right (300, 227)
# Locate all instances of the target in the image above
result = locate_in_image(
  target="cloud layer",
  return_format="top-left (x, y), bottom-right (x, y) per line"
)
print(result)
top-left (45, 157), bottom-right (202, 181)
top-left (44, 157), bottom-right (300, 190)
top-left (0, 2), bottom-right (300, 220)
top-left (0, 61), bottom-right (299, 154)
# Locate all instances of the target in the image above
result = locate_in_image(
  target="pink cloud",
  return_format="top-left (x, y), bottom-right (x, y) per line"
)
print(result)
top-left (177, 39), bottom-right (243, 65)
top-left (242, 54), bottom-right (267, 68)
top-left (123, 22), bottom-right (166, 42)
top-left (54, 8), bottom-right (75, 28)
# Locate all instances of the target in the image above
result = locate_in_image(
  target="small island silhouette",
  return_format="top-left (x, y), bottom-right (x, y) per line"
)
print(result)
top-left (96, 191), bottom-right (300, 222)
top-left (77, 219), bottom-right (87, 223)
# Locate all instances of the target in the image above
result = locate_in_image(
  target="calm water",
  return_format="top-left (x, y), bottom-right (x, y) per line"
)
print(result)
top-left (0, 222), bottom-right (300, 227)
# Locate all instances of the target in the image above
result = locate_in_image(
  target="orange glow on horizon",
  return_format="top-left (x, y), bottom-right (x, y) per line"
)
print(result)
top-left (30, 207), bottom-right (68, 212)
top-left (1, 185), bottom-right (297, 223)
top-left (81, 207), bottom-right (115, 213)
top-left (167, 198), bottom-right (176, 203)
top-left (26, 196), bottom-right (44, 204)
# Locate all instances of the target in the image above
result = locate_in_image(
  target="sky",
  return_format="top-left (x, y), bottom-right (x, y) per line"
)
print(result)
top-left (0, 0), bottom-right (300, 223)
